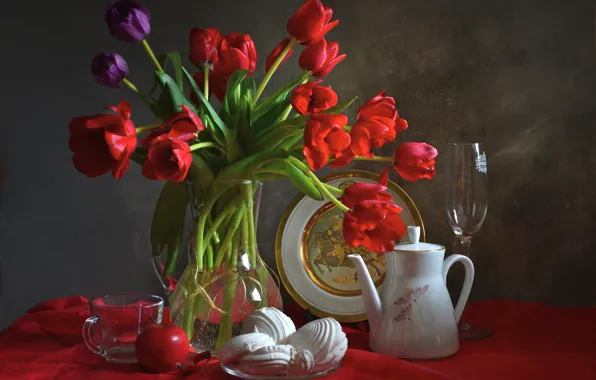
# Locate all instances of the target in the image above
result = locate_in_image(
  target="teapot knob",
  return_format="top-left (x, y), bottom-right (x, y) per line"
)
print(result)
top-left (407, 226), bottom-right (421, 244)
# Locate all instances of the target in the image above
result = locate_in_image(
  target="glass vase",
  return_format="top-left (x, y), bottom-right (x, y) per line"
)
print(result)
top-left (152, 180), bottom-right (282, 353)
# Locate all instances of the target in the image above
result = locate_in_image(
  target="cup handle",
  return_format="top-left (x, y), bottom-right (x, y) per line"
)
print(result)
top-left (442, 254), bottom-right (475, 323)
top-left (82, 316), bottom-right (103, 355)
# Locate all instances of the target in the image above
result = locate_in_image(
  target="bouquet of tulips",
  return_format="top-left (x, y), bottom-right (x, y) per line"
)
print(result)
top-left (68, 0), bottom-right (438, 351)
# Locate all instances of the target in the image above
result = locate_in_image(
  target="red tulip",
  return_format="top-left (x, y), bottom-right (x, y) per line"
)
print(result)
top-left (290, 80), bottom-right (338, 115)
top-left (265, 37), bottom-right (295, 72)
top-left (361, 92), bottom-right (408, 134)
top-left (343, 200), bottom-right (406, 253)
top-left (299, 38), bottom-right (346, 78)
top-left (328, 147), bottom-right (354, 168)
top-left (350, 91), bottom-right (407, 157)
top-left (393, 142), bottom-right (438, 182)
top-left (210, 32), bottom-right (257, 101)
top-left (141, 106), bottom-right (203, 148)
top-left (340, 182), bottom-right (393, 209)
top-left (189, 27), bottom-right (222, 68)
top-left (142, 138), bottom-right (193, 182)
top-left (68, 100), bottom-right (137, 179)
top-left (303, 114), bottom-right (351, 171)
top-left (135, 323), bottom-right (190, 373)
top-left (357, 91), bottom-right (399, 124)
top-left (350, 119), bottom-right (396, 158)
top-left (287, 0), bottom-right (339, 44)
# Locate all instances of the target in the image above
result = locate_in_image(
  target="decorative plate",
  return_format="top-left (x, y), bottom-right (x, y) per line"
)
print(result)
top-left (275, 170), bottom-right (425, 322)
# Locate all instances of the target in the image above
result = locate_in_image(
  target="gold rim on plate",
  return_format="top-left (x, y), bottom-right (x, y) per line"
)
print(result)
top-left (275, 170), bottom-right (425, 322)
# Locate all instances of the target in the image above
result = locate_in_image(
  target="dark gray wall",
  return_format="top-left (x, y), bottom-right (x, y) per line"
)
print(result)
top-left (1, 0), bottom-right (596, 329)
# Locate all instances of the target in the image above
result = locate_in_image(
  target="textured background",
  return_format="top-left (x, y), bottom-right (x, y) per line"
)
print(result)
top-left (1, 0), bottom-right (596, 329)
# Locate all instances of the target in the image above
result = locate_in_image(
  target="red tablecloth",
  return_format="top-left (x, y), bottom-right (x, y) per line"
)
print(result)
top-left (1, 297), bottom-right (595, 379)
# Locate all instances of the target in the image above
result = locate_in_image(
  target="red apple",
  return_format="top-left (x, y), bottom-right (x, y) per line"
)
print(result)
top-left (135, 323), bottom-right (190, 373)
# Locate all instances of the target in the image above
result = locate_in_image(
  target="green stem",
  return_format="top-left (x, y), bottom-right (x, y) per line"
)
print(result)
top-left (207, 215), bottom-right (221, 244)
top-left (253, 169), bottom-right (287, 177)
top-left (352, 155), bottom-right (394, 162)
top-left (181, 272), bottom-right (197, 340)
top-left (229, 229), bottom-right (240, 269)
top-left (135, 123), bottom-right (160, 134)
top-left (141, 40), bottom-right (164, 72)
top-left (122, 78), bottom-right (153, 109)
top-left (196, 211), bottom-right (209, 271)
top-left (202, 199), bottom-right (240, 256)
top-left (324, 183), bottom-right (344, 197)
top-left (288, 157), bottom-right (350, 212)
top-left (241, 209), bottom-right (249, 263)
top-left (203, 67), bottom-right (210, 100)
top-left (243, 184), bottom-right (257, 268)
top-left (343, 125), bottom-right (352, 132)
top-left (215, 207), bottom-right (245, 268)
top-left (215, 270), bottom-right (238, 351)
top-left (253, 38), bottom-right (297, 104)
top-left (189, 142), bottom-right (226, 154)
top-left (193, 271), bottom-right (210, 322)
top-left (278, 76), bottom-right (309, 122)
top-left (206, 244), bottom-right (214, 270)
top-left (289, 144), bottom-right (304, 153)
top-left (279, 105), bottom-right (294, 122)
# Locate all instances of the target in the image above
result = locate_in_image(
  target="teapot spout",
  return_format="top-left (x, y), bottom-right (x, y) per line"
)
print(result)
top-left (347, 254), bottom-right (382, 330)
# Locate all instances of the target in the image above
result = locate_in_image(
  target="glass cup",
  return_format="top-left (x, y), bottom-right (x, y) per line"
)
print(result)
top-left (82, 294), bottom-right (164, 363)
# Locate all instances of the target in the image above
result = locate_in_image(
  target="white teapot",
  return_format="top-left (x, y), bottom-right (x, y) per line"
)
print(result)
top-left (348, 226), bottom-right (474, 360)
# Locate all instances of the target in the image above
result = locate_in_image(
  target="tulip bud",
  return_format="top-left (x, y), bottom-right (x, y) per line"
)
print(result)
top-left (290, 81), bottom-right (338, 115)
top-left (299, 39), bottom-right (346, 78)
top-left (266, 38), bottom-right (295, 73)
top-left (105, 0), bottom-right (151, 43)
top-left (91, 52), bottom-right (129, 88)
top-left (287, 0), bottom-right (339, 44)
top-left (189, 28), bottom-right (222, 69)
top-left (393, 143), bottom-right (439, 182)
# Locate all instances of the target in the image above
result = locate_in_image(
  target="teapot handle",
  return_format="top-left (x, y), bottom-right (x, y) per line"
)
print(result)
top-left (442, 254), bottom-right (475, 323)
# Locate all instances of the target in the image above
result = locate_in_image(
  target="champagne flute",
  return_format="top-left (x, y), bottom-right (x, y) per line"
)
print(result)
top-left (444, 143), bottom-right (491, 340)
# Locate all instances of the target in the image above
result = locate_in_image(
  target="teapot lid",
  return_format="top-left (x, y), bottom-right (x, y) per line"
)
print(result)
top-left (395, 226), bottom-right (444, 252)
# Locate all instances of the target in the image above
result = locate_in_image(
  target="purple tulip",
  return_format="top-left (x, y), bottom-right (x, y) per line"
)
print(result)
top-left (105, 0), bottom-right (151, 43)
top-left (91, 53), bottom-right (129, 88)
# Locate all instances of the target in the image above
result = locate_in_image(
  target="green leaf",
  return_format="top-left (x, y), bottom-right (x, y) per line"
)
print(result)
top-left (190, 154), bottom-right (215, 182)
top-left (150, 53), bottom-right (184, 99)
top-left (254, 116), bottom-right (307, 141)
top-left (252, 72), bottom-right (310, 122)
top-left (256, 129), bottom-right (302, 152)
top-left (235, 92), bottom-right (254, 153)
top-left (183, 67), bottom-right (244, 162)
top-left (218, 148), bottom-right (289, 180)
top-left (242, 76), bottom-right (256, 96)
top-left (324, 96), bottom-right (358, 114)
top-left (254, 121), bottom-right (305, 151)
top-left (252, 98), bottom-right (291, 136)
top-left (276, 133), bottom-right (303, 151)
top-left (162, 52), bottom-right (184, 89)
top-left (223, 69), bottom-right (250, 114)
top-left (155, 71), bottom-right (196, 120)
top-left (188, 154), bottom-right (215, 212)
top-left (151, 181), bottom-right (188, 278)
top-left (285, 161), bottom-right (323, 201)
top-left (183, 67), bottom-right (227, 134)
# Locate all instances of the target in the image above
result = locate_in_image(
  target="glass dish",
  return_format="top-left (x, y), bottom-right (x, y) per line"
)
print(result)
top-left (220, 362), bottom-right (340, 379)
